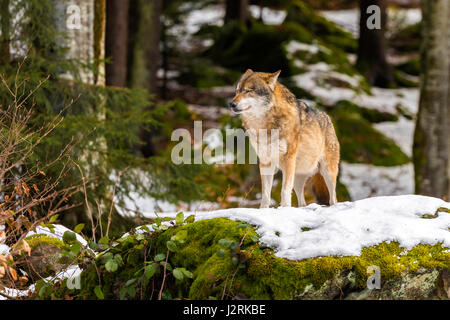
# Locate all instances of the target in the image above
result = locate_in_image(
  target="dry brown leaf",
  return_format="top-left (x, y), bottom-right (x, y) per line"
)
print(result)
top-left (0, 266), bottom-right (5, 278)
top-left (9, 267), bottom-right (17, 280)
top-left (22, 240), bottom-right (31, 256)
top-left (19, 276), bottom-right (28, 286)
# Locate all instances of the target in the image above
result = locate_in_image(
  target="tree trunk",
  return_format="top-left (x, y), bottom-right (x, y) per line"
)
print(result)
top-left (105, 0), bottom-right (129, 87)
top-left (225, 0), bottom-right (250, 24)
top-left (52, 0), bottom-right (107, 228)
top-left (356, 0), bottom-right (393, 87)
top-left (413, 0), bottom-right (449, 200)
top-left (0, 0), bottom-right (10, 66)
top-left (128, 0), bottom-right (162, 157)
top-left (128, 0), bottom-right (161, 94)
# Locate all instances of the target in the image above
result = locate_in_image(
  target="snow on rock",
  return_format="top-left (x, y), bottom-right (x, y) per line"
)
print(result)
top-left (1, 226), bottom-right (85, 300)
top-left (0, 265), bottom-right (83, 300)
top-left (26, 224), bottom-right (88, 247)
top-left (141, 195), bottom-right (450, 261)
top-left (0, 243), bottom-right (9, 255)
top-left (373, 117), bottom-right (415, 157)
top-left (340, 162), bottom-right (414, 200)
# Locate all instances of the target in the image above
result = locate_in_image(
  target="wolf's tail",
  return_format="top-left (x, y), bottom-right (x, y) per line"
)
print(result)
top-left (311, 173), bottom-right (330, 205)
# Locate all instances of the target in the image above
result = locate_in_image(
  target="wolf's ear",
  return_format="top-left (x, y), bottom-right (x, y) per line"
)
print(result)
top-left (243, 68), bottom-right (253, 77)
top-left (267, 70), bottom-right (281, 91)
top-left (237, 69), bottom-right (254, 90)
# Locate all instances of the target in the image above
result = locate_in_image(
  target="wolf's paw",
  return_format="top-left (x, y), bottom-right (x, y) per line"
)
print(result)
top-left (259, 202), bottom-right (270, 209)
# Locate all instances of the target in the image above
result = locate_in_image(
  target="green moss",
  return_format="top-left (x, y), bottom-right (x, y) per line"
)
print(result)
top-left (156, 220), bottom-right (450, 299)
top-left (394, 70), bottom-right (419, 88)
top-left (329, 101), bottom-right (410, 166)
top-left (396, 56), bottom-right (420, 77)
top-left (281, 22), bottom-right (314, 44)
top-left (390, 22), bottom-right (421, 53)
top-left (177, 58), bottom-right (241, 88)
top-left (333, 100), bottom-right (398, 123)
top-left (204, 21), bottom-right (292, 76)
top-left (24, 234), bottom-right (66, 250)
top-left (46, 217), bottom-right (449, 300)
top-left (284, 0), bottom-right (356, 53)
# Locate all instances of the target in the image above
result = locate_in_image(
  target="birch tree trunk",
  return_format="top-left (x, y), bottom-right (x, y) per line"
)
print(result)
top-left (413, 0), bottom-right (450, 200)
top-left (52, 0), bottom-right (107, 228)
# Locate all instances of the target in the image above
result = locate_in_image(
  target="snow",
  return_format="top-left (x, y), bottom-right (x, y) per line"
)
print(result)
top-left (1, 226), bottom-right (85, 300)
top-left (0, 243), bottom-right (9, 255)
top-left (26, 224), bottom-right (88, 247)
top-left (373, 117), bottom-right (415, 156)
top-left (139, 195), bottom-right (450, 261)
top-left (320, 8), bottom-right (422, 37)
top-left (249, 5), bottom-right (287, 25)
top-left (320, 9), bottom-right (360, 37)
top-left (0, 265), bottom-right (83, 300)
top-left (116, 192), bottom-right (177, 217)
top-left (340, 162), bottom-right (414, 200)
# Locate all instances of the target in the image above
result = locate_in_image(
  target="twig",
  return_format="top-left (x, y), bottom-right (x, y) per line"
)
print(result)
top-left (158, 249), bottom-right (170, 300)
top-left (106, 169), bottom-right (126, 237)
top-left (73, 160), bottom-right (96, 242)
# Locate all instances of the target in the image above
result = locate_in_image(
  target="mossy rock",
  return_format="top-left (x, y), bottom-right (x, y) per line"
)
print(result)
top-left (53, 218), bottom-right (449, 300)
top-left (17, 234), bottom-right (71, 281)
top-left (394, 70), bottom-right (419, 88)
top-left (204, 21), bottom-right (292, 76)
top-left (328, 101), bottom-right (410, 166)
top-left (390, 22), bottom-right (421, 53)
top-left (396, 56), bottom-right (420, 77)
top-left (283, 0), bottom-right (357, 53)
top-left (332, 100), bottom-right (399, 123)
top-left (177, 58), bottom-right (241, 89)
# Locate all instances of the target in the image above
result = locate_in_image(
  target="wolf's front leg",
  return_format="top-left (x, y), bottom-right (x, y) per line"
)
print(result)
top-left (259, 162), bottom-right (275, 208)
top-left (280, 156), bottom-right (296, 207)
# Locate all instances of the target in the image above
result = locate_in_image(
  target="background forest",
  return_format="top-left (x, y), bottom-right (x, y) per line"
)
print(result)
top-left (0, 0), bottom-right (448, 301)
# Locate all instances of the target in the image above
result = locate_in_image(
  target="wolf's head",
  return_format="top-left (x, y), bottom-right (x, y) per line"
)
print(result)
top-left (229, 69), bottom-right (281, 115)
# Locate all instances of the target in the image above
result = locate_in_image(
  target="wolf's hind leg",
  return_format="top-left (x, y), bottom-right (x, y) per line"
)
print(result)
top-left (294, 174), bottom-right (308, 207)
top-left (318, 160), bottom-right (337, 205)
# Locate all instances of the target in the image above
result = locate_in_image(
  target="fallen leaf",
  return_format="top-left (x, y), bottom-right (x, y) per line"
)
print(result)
top-left (9, 267), bottom-right (17, 280)
top-left (19, 276), bottom-right (28, 286)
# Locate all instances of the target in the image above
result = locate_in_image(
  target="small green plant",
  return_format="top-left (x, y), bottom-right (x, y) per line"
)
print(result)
top-left (216, 223), bottom-right (259, 299)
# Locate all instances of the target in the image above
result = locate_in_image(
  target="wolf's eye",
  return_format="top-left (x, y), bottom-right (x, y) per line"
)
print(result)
top-left (243, 88), bottom-right (252, 93)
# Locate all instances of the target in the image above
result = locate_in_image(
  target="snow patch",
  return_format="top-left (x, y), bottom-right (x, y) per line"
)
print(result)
top-left (26, 224), bottom-right (88, 247)
top-left (249, 6), bottom-right (286, 25)
top-left (138, 195), bottom-right (450, 261)
top-left (340, 162), bottom-right (414, 200)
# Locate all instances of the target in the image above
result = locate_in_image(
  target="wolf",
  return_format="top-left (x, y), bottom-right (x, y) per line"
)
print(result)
top-left (229, 69), bottom-right (340, 208)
